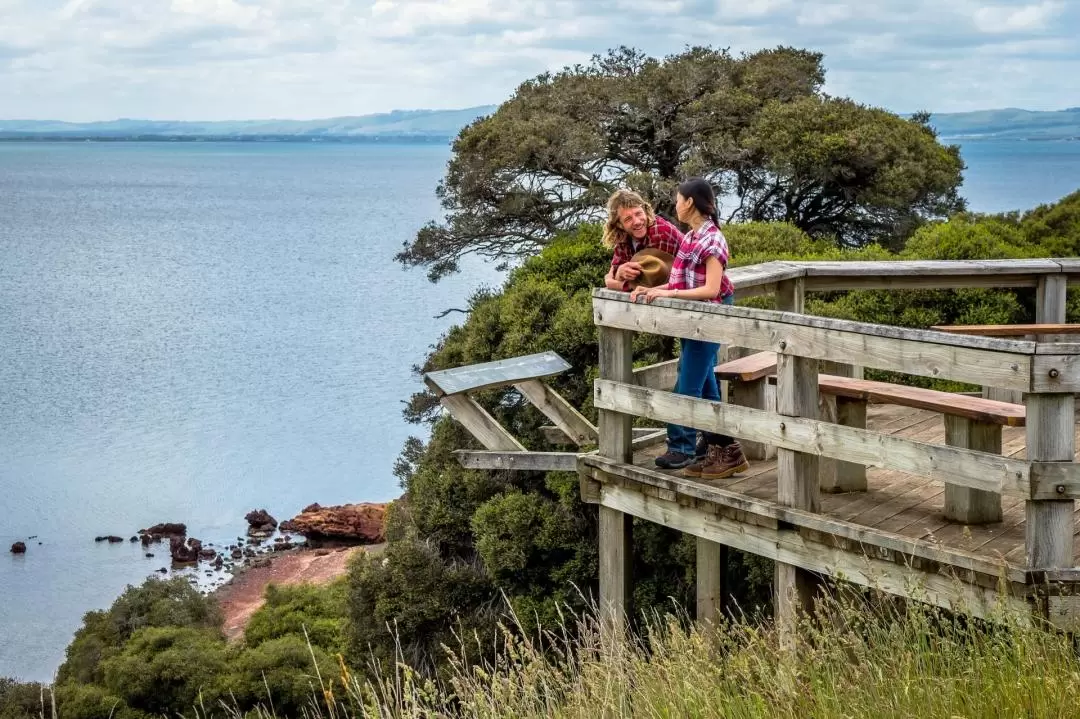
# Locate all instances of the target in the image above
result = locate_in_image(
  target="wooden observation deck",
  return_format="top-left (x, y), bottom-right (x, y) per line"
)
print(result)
top-left (427, 259), bottom-right (1080, 643)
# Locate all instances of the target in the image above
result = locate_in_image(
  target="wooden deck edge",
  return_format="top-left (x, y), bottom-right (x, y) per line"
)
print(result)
top-left (580, 454), bottom-right (1031, 586)
top-left (598, 482), bottom-right (1033, 623)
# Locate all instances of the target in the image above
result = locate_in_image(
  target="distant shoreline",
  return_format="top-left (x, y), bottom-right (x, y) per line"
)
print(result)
top-left (0, 135), bottom-right (454, 144)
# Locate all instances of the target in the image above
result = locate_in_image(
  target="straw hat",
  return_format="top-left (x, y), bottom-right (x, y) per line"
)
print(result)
top-left (628, 247), bottom-right (674, 288)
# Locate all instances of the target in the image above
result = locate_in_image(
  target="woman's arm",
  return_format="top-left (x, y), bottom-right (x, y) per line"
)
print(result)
top-left (635, 257), bottom-right (723, 302)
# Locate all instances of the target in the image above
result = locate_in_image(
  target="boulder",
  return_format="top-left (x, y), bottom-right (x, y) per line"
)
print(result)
top-left (94, 535), bottom-right (124, 543)
top-left (170, 536), bottom-right (203, 564)
top-left (244, 509), bottom-right (278, 535)
top-left (278, 502), bottom-right (387, 543)
top-left (10, 541), bottom-right (26, 554)
top-left (140, 523), bottom-right (187, 537)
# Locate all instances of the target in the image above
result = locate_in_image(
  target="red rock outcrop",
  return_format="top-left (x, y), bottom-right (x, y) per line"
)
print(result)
top-left (279, 502), bottom-right (387, 543)
top-left (140, 523), bottom-right (187, 537)
top-left (10, 542), bottom-right (26, 554)
top-left (244, 509), bottom-right (278, 535)
top-left (170, 536), bottom-right (203, 564)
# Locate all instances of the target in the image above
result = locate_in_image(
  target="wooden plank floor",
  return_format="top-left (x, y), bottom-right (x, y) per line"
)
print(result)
top-left (635, 404), bottom-right (1080, 568)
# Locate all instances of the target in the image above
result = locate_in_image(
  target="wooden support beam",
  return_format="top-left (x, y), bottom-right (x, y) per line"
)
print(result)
top-left (943, 417), bottom-right (1003, 524)
top-left (818, 361), bottom-right (864, 493)
top-left (455, 450), bottom-right (579, 471)
top-left (514, 379), bottom-right (598, 446)
top-left (1025, 393), bottom-right (1075, 571)
top-left (1037, 275), bottom-right (1068, 324)
top-left (596, 325), bottom-right (635, 632)
top-left (776, 277), bottom-right (805, 314)
top-left (439, 394), bottom-right (526, 451)
top-left (599, 505), bottom-right (632, 634)
top-left (598, 326), bottom-right (635, 464)
top-left (775, 352), bottom-right (820, 650)
top-left (696, 537), bottom-right (727, 626)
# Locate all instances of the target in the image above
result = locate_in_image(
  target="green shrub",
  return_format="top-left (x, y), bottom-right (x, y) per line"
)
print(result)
top-left (57, 577), bottom-right (221, 686)
top-left (0, 679), bottom-right (50, 719)
top-left (100, 627), bottom-right (227, 716)
top-left (227, 636), bottom-right (337, 717)
top-left (243, 581), bottom-right (347, 654)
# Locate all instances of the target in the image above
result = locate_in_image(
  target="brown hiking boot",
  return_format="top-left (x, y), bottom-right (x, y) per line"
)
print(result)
top-left (682, 445), bottom-right (723, 478)
top-left (700, 442), bottom-right (750, 480)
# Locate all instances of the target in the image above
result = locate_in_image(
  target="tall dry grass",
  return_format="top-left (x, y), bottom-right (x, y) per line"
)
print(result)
top-left (243, 589), bottom-right (1080, 719)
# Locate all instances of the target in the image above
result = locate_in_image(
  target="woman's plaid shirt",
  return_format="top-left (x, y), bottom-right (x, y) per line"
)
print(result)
top-left (668, 219), bottom-right (734, 302)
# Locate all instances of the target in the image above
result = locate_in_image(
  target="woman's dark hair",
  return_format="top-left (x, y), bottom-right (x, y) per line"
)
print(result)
top-left (676, 177), bottom-right (720, 227)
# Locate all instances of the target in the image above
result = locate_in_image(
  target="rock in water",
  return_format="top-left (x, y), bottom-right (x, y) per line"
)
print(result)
top-left (244, 509), bottom-right (278, 536)
top-left (10, 542), bottom-right (26, 554)
top-left (278, 502), bottom-right (387, 543)
top-left (140, 523), bottom-right (187, 537)
top-left (170, 536), bottom-right (203, 564)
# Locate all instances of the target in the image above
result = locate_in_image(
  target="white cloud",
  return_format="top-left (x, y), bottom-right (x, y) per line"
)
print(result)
top-left (0, 0), bottom-right (1078, 120)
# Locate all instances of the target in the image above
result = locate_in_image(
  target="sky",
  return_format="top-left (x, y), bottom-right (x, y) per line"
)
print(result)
top-left (2, 0), bottom-right (1078, 121)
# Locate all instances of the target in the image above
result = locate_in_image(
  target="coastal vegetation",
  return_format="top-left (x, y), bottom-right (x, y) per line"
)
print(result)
top-left (4, 41), bottom-right (1080, 718)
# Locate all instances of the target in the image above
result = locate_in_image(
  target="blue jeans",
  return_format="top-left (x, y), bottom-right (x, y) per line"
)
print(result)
top-left (667, 296), bottom-right (735, 456)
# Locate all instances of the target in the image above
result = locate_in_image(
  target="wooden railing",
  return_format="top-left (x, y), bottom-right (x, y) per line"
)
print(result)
top-left (591, 259), bottom-right (1080, 638)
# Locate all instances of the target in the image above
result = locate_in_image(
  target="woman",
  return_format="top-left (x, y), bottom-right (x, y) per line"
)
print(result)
top-left (630, 178), bottom-right (749, 479)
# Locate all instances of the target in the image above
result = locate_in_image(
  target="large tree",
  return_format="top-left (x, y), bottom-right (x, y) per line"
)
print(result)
top-left (397, 46), bottom-right (965, 280)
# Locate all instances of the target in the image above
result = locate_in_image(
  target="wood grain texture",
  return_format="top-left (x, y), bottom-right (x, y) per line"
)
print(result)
top-left (599, 505), bottom-right (632, 630)
top-left (943, 417), bottom-right (1003, 524)
top-left (454, 450), bottom-right (579, 471)
top-left (439, 394), bottom-right (526, 452)
top-left (514, 379), bottom-right (598, 445)
top-left (715, 351), bottom-right (778, 381)
top-left (593, 294), bottom-right (1036, 392)
top-left (593, 380), bottom-right (1049, 498)
top-left (933, 323), bottom-right (1080, 336)
top-left (1025, 393), bottom-right (1076, 569)
top-left (599, 484), bottom-right (1030, 622)
top-left (598, 326), bottom-right (635, 464)
top-left (696, 537), bottom-right (727, 626)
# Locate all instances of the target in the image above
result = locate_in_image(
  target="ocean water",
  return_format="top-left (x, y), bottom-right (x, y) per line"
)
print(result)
top-left (1, 138), bottom-right (1078, 683)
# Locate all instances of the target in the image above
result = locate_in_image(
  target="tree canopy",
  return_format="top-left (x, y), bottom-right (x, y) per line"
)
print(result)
top-left (397, 45), bottom-right (965, 280)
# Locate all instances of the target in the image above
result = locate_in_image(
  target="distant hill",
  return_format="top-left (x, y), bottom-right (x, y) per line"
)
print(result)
top-left (0, 106), bottom-right (499, 141)
top-left (2, 105), bottom-right (1077, 142)
top-left (927, 108), bottom-right (1080, 140)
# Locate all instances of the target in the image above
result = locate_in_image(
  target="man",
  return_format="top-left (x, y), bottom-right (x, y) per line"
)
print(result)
top-left (602, 189), bottom-right (683, 291)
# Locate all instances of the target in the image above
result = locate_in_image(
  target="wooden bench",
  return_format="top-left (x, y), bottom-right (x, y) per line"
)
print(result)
top-left (717, 351), bottom-right (1025, 523)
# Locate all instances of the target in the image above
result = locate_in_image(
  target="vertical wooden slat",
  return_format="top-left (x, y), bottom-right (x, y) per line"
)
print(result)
top-left (599, 505), bottom-right (633, 631)
top-left (596, 326), bottom-right (635, 631)
top-left (943, 416), bottom-right (1003, 523)
top-left (1037, 274), bottom-right (1068, 324)
top-left (818, 361), bottom-right (864, 492)
top-left (776, 278), bottom-right (805, 315)
top-left (696, 537), bottom-right (727, 626)
top-left (1025, 393), bottom-right (1075, 570)
top-left (774, 351), bottom-right (820, 651)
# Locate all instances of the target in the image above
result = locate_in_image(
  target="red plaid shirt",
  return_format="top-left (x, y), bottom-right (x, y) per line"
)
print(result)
top-left (668, 220), bottom-right (734, 303)
top-left (610, 215), bottom-right (683, 290)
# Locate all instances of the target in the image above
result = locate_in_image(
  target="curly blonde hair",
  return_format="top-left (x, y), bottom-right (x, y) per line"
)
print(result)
top-left (602, 189), bottom-right (657, 248)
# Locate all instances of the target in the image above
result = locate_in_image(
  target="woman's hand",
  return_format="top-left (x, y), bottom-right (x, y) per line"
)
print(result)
top-left (631, 286), bottom-right (674, 303)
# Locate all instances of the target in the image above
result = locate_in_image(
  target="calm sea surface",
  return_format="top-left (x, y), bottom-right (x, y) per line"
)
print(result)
top-left (1, 139), bottom-right (1079, 682)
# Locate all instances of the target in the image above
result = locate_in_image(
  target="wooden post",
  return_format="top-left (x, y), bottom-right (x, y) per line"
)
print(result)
top-left (775, 351), bottom-right (820, 651)
top-left (943, 417), bottom-right (1003, 523)
top-left (728, 378), bottom-right (776, 460)
top-left (776, 278), bottom-right (805, 315)
top-left (597, 326), bottom-right (634, 630)
top-left (1025, 393), bottom-right (1075, 571)
top-left (819, 361), bottom-right (866, 493)
top-left (696, 537), bottom-right (727, 626)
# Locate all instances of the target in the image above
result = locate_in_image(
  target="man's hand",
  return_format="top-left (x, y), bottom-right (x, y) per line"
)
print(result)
top-left (615, 262), bottom-right (642, 282)
top-left (630, 286), bottom-right (673, 303)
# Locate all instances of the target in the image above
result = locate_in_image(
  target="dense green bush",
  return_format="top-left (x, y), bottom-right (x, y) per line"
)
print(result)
top-left (57, 577), bottom-right (221, 686)
top-left (226, 636), bottom-right (337, 717)
top-left (243, 581), bottom-right (347, 655)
